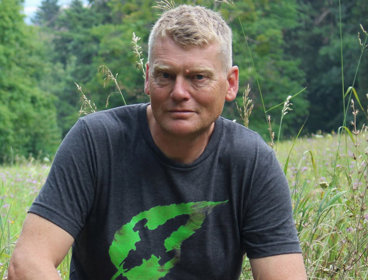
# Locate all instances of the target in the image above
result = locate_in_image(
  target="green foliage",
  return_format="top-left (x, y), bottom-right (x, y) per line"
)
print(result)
top-left (38, 0), bottom-right (101, 136)
top-left (82, 0), bottom-right (155, 108)
top-left (32, 0), bottom-right (60, 27)
top-left (285, 0), bottom-right (368, 134)
top-left (223, 0), bottom-right (308, 139)
top-left (0, 0), bottom-right (60, 162)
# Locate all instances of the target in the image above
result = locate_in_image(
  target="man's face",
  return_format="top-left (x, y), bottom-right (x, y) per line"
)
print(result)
top-left (145, 37), bottom-right (238, 138)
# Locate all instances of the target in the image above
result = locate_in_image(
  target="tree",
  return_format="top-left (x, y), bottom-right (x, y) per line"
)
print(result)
top-left (0, 0), bottom-right (60, 162)
top-left (41, 0), bottom-right (101, 136)
top-left (32, 0), bottom-right (60, 27)
top-left (219, 0), bottom-right (308, 139)
top-left (285, 0), bottom-right (368, 133)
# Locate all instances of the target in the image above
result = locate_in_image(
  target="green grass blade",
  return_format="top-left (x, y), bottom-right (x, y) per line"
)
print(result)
top-left (265, 87), bottom-right (307, 114)
top-left (339, 126), bottom-right (356, 145)
top-left (283, 119), bottom-right (307, 175)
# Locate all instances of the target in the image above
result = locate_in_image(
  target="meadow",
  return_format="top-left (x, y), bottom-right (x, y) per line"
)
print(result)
top-left (1, 129), bottom-right (367, 279)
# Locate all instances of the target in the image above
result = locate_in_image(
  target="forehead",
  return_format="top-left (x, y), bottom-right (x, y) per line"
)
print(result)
top-left (150, 37), bottom-right (224, 72)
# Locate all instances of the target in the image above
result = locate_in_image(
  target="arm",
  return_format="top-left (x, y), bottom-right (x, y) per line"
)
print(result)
top-left (250, 253), bottom-right (307, 280)
top-left (8, 213), bottom-right (74, 280)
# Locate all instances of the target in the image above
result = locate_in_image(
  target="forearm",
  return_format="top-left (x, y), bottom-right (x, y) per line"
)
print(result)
top-left (8, 214), bottom-right (74, 280)
top-left (8, 253), bottom-right (62, 280)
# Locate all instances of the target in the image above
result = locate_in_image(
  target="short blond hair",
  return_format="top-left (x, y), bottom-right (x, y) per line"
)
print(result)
top-left (148, 5), bottom-right (233, 72)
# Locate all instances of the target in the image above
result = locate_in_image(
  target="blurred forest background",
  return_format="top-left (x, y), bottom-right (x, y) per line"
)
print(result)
top-left (0, 0), bottom-right (367, 163)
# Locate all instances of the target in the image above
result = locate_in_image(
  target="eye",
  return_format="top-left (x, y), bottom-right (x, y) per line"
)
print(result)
top-left (153, 71), bottom-right (175, 86)
top-left (191, 74), bottom-right (210, 86)
top-left (158, 72), bottom-right (175, 81)
top-left (162, 72), bottom-right (171, 79)
top-left (153, 70), bottom-right (172, 79)
top-left (194, 74), bottom-right (205, 80)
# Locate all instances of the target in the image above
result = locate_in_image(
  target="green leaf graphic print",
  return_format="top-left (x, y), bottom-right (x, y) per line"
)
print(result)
top-left (109, 200), bottom-right (228, 280)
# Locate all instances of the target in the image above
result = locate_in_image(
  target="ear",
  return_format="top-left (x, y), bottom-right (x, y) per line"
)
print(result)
top-left (225, 66), bottom-right (239, 102)
top-left (144, 63), bottom-right (150, 95)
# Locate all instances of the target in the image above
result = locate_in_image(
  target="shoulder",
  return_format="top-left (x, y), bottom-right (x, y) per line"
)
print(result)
top-left (61, 103), bottom-right (147, 149)
top-left (219, 118), bottom-right (273, 158)
top-left (74, 103), bottom-right (147, 138)
top-left (80, 103), bottom-right (145, 128)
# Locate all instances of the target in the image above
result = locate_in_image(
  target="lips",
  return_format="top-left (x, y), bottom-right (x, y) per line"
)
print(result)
top-left (167, 109), bottom-right (196, 118)
top-left (167, 107), bottom-right (195, 113)
top-left (169, 110), bottom-right (193, 113)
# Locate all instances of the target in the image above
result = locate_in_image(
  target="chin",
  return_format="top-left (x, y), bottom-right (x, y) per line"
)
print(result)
top-left (161, 121), bottom-right (213, 138)
top-left (164, 126), bottom-right (198, 136)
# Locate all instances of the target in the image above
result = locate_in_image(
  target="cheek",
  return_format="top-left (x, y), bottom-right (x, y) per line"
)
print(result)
top-left (147, 85), bottom-right (168, 109)
top-left (198, 85), bottom-right (226, 105)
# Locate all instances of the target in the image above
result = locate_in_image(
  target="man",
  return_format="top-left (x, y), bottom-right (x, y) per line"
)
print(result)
top-left (9, 5), bottom-right (307, 280)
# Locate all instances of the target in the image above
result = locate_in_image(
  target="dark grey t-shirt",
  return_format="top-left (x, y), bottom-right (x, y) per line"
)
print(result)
top-left (30, 103), bottom-right (301, 280)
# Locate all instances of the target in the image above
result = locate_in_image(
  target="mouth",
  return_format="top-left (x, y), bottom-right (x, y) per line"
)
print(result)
top-left (167, 109), bottom-right (196, 118)
top-left (168, 107), bottom-right (195, 113)
top-left (169, 110), bottom-right (193, 113)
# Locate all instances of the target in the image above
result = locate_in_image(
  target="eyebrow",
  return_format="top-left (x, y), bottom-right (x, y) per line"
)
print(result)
top-left (151, 63), bottom-right (214, 75)
top-left (151, 64), bottom-right (172, 73)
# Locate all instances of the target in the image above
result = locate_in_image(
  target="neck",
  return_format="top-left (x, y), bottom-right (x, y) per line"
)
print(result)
top-left (146, 106), bottom-right (214, 164)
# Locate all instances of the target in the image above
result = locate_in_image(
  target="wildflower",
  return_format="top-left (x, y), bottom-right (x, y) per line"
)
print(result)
top-left (346, 227), bottom-right (354, 233)
top-left (352, 182), bottom-right (361, 191)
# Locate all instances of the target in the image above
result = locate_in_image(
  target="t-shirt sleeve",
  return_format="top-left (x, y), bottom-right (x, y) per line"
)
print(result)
top-left (241, 143), bottom-right (301, 259)
top-left (29, 118), bottom-right (97, 238)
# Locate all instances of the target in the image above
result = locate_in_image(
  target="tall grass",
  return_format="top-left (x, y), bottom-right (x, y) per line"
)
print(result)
top-left (0, 160), bottom-right (50, 279)
top-left (284, 132), bottom-right (368, 279)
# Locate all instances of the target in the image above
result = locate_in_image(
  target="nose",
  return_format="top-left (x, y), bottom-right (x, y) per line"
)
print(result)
top-left (171, 76), bottom-right (190, 101)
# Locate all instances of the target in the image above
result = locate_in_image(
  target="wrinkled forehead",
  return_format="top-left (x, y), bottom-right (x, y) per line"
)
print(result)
top-left (150, 36), bottom-right (221, 61)
top-left (149, 37), bottom-right (225, 74)
top-left (153, 34), bottom-right (218, 50)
